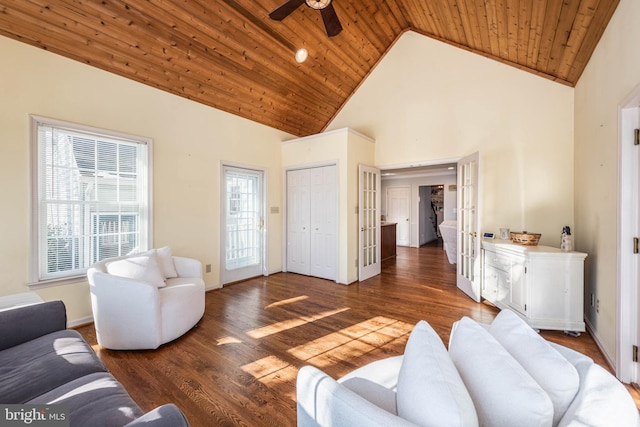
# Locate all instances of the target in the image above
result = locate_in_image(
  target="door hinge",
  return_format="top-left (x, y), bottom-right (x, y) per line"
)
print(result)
top-left (633, 345), bottom-right (638, 362)
top-left (634, 237), bottom-right (639, 254)
top-left (635, 128), bottom-right (640, 146)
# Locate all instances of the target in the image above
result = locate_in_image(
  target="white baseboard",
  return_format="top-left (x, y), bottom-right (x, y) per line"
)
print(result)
top-left (68, 315), bottom-right (94, 328)
top-left (205, 283), bottom-right (223, 291)
top-left (585, 316), bottom-right (616, 373)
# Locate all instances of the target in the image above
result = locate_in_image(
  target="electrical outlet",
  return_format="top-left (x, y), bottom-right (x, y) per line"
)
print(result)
top-left (205, 264), bottom-right (211, 273)
top-left (596, 298), bottom-right (600, 314)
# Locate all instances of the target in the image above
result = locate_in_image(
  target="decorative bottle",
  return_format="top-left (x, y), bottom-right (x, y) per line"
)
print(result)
top-left (561, 226), bottom-right (573, 252)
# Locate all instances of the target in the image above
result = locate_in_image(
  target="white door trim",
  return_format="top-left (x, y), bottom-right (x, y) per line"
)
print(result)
top-left (617, 88), bottom-right (640, 383)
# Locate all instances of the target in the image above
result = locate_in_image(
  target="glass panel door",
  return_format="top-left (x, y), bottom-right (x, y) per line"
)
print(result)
top-left (222, 165), bottom-right (264, 284)
top-left (457, 152), bottom-right (481, 302)
top-left (359, 164), bottom-right (381, 281)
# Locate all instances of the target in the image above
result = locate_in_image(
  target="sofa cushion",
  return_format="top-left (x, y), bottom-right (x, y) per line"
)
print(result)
top-left (557, 357), bottom-right (639, 427)
top-left (28, 372), bottom-right (144, 426)
top-left (396, 320), bottom-right (478, 427)
top-left (339, 355), bottom-right (404, 391)
top-left (449, 317), bottom-right (554, 427)
top-left (340, 377), bottom-right (398, 415)
top-left (489, 310), bottom-right (580, 425)
top-left (106, 254), bottom-right (165, 288)
top-left (0, 301), bottom-right (66, 351)
top-left (297, 365), bottom-right (415, 427)
top-left (0, 330), bottom-right (107, 403)
top-left (156, 246), bottom-right (178, 279)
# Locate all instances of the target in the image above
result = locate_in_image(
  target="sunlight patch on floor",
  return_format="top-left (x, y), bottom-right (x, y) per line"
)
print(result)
top-left (246, 307), bottom-right (350, 339)
top-left (287, 316), bottom-right (414, 368)
top-left (265, 295), bottom-right (309, 309)
top-left (216, 336), bottom-right (243, 345)
top-left (241, 355), bottom-right (299, 400)
top-left (242, 355), bottom-right (291, 378)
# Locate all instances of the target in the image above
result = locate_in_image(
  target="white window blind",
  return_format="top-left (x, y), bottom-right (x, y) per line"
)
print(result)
top-left (31, 116), bottom-right (151, 284)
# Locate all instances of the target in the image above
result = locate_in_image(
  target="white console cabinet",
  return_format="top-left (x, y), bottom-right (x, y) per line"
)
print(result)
top-left (481, 239), bottom-right (587, 333)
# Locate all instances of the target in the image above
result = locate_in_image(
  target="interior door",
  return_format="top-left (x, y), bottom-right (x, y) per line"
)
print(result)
top-left (457, 152), bottom-right (481, 302)
top-left (286, 169), bottom-right (311, 275)
top-left (222, 165), bottom-right (265, 284)
top-left (359, 165), bottom-right (381, 281)
top-left (386, 186), bottom-right (411, 246)
top-left (309, 165), bottom-right (337, 280)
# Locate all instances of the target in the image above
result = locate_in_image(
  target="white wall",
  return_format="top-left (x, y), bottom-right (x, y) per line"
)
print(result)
top-left (574, 0), bottom-right (640, 363)
top-left (381, 173), bottom-right (457, 247)
top-left (328, 31), bottom-right (575, 249)
top-left (0, 36), bottom-right (290, 323)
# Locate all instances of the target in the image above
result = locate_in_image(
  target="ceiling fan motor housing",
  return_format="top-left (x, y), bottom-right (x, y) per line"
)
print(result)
top-left (306, 0), bottom-right (331, 10)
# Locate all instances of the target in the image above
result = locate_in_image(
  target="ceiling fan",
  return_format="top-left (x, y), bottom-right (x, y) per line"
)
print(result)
top-left (269, 0), bottom-right (343, 37)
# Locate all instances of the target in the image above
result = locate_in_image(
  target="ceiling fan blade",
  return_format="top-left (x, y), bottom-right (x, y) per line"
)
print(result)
top-left (320, 4), bottom-right (342, 37)
top-left (269, 0), bottom-right (306, 21)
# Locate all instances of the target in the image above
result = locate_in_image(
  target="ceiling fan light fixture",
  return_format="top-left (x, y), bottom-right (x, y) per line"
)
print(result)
top-left (295, 48), bottom-right (308, 63)
top-left (305, 0), bottom-right (331, 10)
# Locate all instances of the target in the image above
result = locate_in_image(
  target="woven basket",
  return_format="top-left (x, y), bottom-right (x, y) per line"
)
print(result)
top-left (510, 231), bottom-right (541, 246)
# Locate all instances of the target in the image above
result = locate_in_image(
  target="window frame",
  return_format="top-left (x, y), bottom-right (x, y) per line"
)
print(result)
top-left (29, 115), bottom-right (153, 289)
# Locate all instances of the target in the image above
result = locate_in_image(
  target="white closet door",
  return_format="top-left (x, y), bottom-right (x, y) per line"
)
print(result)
top-left (310, 165), bottom-right (337, 280)
top-left (287, 169), bottom-right (310, 275)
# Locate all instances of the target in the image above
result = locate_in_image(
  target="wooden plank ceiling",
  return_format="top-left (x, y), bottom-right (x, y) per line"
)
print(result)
top-left (0, 0), bottom-right (619, 137)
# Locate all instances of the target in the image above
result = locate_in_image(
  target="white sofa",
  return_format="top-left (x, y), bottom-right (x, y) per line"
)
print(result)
top-left (297, 310), bottom-right (639, 427)
top-left (87, 247), bottom-right (205, 350)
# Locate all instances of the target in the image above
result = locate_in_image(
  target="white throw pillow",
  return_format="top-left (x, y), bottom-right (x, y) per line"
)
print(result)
top-left (557, 360), bottom-right (639, 427)
top-left (396, 320), bottom-right (478, 427)
top-left (449, 317), bottom-right (553, 427)
top-left (489, 309), bottom-right (580, 425)
top-left (156, 246), bottom-right (178, 278)
top-left (106, 254), bottom-right (166, 288)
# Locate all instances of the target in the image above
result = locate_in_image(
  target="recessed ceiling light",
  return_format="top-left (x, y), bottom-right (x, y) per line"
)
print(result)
top-left (447, 166), bottom-right (455, 170)
top-left (295, 48), bottom-right (308, 63)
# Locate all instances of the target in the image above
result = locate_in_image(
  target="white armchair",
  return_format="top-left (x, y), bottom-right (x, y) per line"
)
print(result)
top-left (87, 247), bottom-right (205, 350)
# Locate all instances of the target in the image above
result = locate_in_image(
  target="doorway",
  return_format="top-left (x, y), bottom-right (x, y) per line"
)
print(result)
top-left (221, 164), bottom-right (266, 285)
top-left (418, 185), bottom-right (444, 246)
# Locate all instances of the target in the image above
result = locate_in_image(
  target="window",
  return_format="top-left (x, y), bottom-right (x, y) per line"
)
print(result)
top-left (30, 116), bottom-right (152, 286)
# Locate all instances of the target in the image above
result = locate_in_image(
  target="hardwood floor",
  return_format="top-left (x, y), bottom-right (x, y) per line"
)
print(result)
top-left (76, 242), bottom-right (637, 426)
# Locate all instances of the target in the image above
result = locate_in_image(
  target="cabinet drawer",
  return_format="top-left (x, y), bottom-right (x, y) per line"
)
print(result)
top-left (484, 250), bottom-right (511, 270)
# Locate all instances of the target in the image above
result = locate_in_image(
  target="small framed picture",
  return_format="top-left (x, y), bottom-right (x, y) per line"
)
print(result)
top-left (483, 232), bottom-right (495, 239)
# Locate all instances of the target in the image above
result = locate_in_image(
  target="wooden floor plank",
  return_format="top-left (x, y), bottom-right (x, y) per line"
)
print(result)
top-left (76, 242), bottom-right (639, 426)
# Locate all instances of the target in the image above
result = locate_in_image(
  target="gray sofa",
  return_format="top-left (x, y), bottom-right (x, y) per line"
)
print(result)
top-left (0, 300), bottom-right (189, 426)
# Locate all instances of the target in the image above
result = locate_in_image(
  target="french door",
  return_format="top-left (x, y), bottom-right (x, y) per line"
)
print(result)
top-left (221, 165), bottom-right (265, 284)
top-left (457, 152), bottom-right (481, 302)
top-left (359, 165), bottom-right (381, 281)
